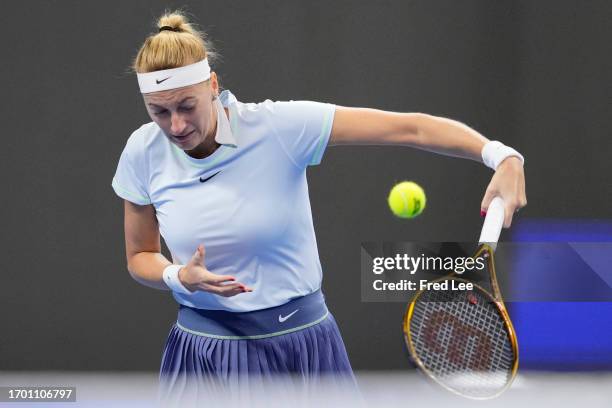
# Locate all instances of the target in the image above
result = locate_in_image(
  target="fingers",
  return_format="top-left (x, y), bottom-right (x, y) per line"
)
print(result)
top-left (503, 197), bottom-right (527, 228)
top-left (204, 270), bottom-right (247, 287)
top-left (483, 198), bottom-right (526, 227)
top-left (504, 204), bottom-right (514, 228)
top-left (481, 190), bottom-right (522, 227)
top-left (199, 269), bottom-right (253, 296)
top-left (202, 282), bottom-right (253, 297)
top-left (481, 158), bottom-right (527, 226)
top-left (186, 243), bottom-right (254, 297)
top-left (481, 184), bottom-right (527, 226)
top-left (189, 244), bottom-right (206, 267)
top-left (209, 279), bottom-right (253, 292)
top-left (480, 188), bottom-right (496, 216)
top-left (209, 274), bottom-right (237, 284)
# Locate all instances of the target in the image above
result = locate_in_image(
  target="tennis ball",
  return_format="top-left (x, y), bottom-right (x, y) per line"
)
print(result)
top-left (387, 181), bottom-right (426, 218)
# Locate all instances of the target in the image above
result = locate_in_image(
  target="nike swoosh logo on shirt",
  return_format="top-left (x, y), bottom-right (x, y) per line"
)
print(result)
top-left (278, 309), bottom-right (299, 323)
top-left (156, 77), bottom-right (171, 84)
top-left (199, 171), bottom-right (221, 183)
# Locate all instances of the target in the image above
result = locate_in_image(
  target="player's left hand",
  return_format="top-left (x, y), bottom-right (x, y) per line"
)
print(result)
top-left (480, 156), bottom-right (527, 228)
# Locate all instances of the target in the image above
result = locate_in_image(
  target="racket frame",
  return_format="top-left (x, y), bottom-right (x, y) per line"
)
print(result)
top-left (402, 243), bottom-right (519, 399)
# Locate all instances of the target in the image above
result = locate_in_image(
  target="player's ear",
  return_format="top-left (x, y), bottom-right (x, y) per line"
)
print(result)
top-left (210, 71), bottom-right (219, 98)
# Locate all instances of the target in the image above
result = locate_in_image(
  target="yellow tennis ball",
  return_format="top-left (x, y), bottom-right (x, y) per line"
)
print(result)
top-left (387, 181), bottom-right (426, 218)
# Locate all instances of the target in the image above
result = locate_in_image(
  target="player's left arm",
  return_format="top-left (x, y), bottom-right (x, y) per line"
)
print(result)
top-left (329, 106), bottom-right (526, 226)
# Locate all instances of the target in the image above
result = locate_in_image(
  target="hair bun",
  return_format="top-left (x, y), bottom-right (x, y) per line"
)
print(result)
top-left (157, 12), bottom-right (189, 34)
top-left (133, 10), bottom-right (215, 73)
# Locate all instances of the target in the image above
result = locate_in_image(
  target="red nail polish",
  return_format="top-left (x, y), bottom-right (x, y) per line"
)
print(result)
top-left (480, 210), bottom-right (487, 217)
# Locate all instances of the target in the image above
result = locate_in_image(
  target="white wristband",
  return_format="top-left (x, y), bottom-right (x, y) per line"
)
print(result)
top-left (163, 265), bottom-right (193, 295)
top-left (481, 140), bottom-right (525, 171)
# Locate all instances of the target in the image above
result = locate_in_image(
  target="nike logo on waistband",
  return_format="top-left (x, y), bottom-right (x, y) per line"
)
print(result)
top-left (199, 171), bottom-right (221, 183)
top-left (156, 76), bottom-right (171, 84)
top-left (278, 309), bottom-right (299, 323)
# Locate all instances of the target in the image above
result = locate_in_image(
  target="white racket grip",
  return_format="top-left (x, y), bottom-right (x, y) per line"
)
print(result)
top-left (478, 196), bottom-right (505, 248)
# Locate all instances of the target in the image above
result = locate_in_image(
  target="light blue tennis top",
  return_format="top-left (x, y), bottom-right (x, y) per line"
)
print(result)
top-left (112, 90), bottom-right (336, 312)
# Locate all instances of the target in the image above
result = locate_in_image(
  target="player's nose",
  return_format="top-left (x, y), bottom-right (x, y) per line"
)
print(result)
top-left (170, 112), bottom-right (187, 135)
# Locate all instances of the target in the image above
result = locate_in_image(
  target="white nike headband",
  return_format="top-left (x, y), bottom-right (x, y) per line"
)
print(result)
top-left (136, 58), bottom-right (211, 94)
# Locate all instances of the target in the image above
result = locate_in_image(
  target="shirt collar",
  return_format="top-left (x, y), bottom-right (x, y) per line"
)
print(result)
top-left (214, 90), bottom-right (237, 147)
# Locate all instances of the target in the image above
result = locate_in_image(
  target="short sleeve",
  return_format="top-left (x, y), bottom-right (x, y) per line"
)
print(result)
top-left (111, 130), bottom-right (151, 205)
top-left (266, 100), bottom-right (336, 168)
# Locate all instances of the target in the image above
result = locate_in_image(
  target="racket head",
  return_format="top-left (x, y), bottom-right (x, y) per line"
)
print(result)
top-left (403, 265), bottom-right (518, 399)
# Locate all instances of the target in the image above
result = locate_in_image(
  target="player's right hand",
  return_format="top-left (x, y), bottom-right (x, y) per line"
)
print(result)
top-left (178, 244), bottom-right (253, 297)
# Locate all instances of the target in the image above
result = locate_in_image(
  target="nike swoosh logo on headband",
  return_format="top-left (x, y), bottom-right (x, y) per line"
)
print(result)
top-left (156, 76), bottom-right (171, 84)
top-left (199, 171), bottom-right (221, 183)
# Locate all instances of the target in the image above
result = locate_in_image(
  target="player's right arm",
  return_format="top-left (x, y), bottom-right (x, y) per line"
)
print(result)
top-left (123, 200), bottom-right (251, 296)
top-left (123, 200), bottom-right (169, 290)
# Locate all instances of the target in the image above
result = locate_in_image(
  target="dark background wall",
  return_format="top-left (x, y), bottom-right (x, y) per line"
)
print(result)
top-left (1, 0), bottom-right (610, 370)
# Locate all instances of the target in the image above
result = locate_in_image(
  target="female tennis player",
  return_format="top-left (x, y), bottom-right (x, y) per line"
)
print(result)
top-left (111, 11), bottom-right (526, 404)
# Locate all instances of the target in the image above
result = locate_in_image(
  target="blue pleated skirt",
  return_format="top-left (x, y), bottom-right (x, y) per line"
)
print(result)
top-left (158, 291), bottom-right (357, 406)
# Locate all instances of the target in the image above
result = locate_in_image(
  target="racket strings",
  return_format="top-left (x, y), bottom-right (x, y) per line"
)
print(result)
top-left (409, 285), bottom-right (515, 398)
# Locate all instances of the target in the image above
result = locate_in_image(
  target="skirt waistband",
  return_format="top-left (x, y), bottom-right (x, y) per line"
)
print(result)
top-left (176, 290), bottom-right (329, 340)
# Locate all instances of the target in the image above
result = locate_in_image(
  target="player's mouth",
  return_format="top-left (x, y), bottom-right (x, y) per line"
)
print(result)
top-left (173, 130), bottom-right (195, 143)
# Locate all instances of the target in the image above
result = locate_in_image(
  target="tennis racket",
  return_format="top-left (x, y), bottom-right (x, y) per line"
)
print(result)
top-left (403, 196), bottom-right (518, 399)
